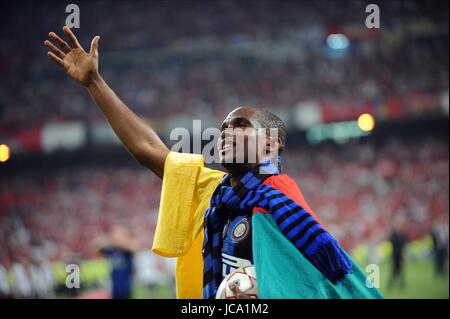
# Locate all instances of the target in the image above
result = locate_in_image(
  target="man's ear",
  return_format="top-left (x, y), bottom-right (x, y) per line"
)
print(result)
top-left (277, 136), bottom-right (284, 153)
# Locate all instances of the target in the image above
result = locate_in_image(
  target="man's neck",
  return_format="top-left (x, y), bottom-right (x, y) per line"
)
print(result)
top-left (222, 163), bottom-right (259, 188)
top-left (229, 176), bottom-right (240, 188)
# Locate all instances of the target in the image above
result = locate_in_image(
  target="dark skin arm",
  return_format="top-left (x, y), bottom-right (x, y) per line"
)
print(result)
top-left (44, 26), bottom-right (169, 178)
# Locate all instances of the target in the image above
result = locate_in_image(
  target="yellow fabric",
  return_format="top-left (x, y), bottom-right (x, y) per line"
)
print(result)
top-left (152, 152), bottom-right (225, 298)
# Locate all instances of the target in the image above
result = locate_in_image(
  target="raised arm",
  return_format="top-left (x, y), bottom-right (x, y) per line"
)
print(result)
top-left (44, 26), bottom-right (169, 178)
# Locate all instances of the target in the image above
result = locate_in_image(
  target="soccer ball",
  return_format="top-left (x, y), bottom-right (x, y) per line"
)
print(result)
top-left (215, 265), bottom-right (258, 299)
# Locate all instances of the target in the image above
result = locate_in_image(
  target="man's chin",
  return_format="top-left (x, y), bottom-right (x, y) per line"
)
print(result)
top-left (220, 161), bottom-right (258, 177)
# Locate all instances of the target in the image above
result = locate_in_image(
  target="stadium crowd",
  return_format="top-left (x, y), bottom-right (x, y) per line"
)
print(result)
top-left (0, 0), bottom-right (448, 132)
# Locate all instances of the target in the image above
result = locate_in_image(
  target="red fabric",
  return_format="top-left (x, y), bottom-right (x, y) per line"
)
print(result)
top-left (252, 174), bottom-right (321, 224)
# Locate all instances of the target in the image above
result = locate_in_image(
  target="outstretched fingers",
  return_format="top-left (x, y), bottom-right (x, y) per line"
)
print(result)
top-left (47, 51), bottom-right (64, 68)
top-left (63, 26), bottom-right (83, 50)
top-left (48, 32), bottom-right (71, 53)
top-left (44, 40), bottom-right (66, 59)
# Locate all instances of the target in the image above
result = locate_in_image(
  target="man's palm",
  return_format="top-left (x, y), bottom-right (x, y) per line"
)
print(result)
top-left (45, 26), bottom-right (100, 87)
top-left (64, 48), bottom-right (97, 86)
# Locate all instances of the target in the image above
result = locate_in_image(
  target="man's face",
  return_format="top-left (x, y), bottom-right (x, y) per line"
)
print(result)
top-left (218, 108), bottom-right (266, 171)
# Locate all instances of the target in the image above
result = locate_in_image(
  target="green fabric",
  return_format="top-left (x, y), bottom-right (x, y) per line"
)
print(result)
top-left (252, 213), bottom-right (384, 299)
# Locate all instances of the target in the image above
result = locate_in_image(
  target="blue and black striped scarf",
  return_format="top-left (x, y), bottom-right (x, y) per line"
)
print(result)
top-left (202, 161), bottom-right (352, 299)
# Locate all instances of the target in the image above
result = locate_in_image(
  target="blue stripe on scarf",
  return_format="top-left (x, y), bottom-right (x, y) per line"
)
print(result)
top-left (272, 201), bottom-right (304, 221)
top-left (293, 224), bottom-right (323, 247)
top-left (278, 209), bottom-right (310, 231)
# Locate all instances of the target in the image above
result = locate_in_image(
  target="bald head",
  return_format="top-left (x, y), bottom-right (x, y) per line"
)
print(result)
top-left (222, 106), bottom-right (258, 125)
top-left (222, 106), bottom-right (287, 153)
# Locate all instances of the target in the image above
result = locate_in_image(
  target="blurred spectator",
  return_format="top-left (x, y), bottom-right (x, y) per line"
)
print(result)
top-left (0, 264), bottom-right (11, 298)
top-left (388, 216), bottom-right (408, 289)
top-left (431, 219), bottom-right (449, 277)
top-left (96, 225), bottom-right (139, 299)
top-left (11, 261), bottom-right (33, 298)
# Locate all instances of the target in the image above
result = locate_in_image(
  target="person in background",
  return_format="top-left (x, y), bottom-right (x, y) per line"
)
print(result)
top-left (389, 217), bottom-right (408, 289)
top-left (29, 256), bottom-right (55, 299)
top-left (430, 219), bottom-right (449, 278)
top-left (95, 226), bottom-right (139, 299)
top-left (0, 264), bottom-right (11, 298)
top-left (11, 259), bottom-right (33, 298)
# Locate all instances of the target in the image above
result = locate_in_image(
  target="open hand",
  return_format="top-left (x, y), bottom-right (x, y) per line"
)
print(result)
top-left (45, 26), bottom-right (100, 87)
